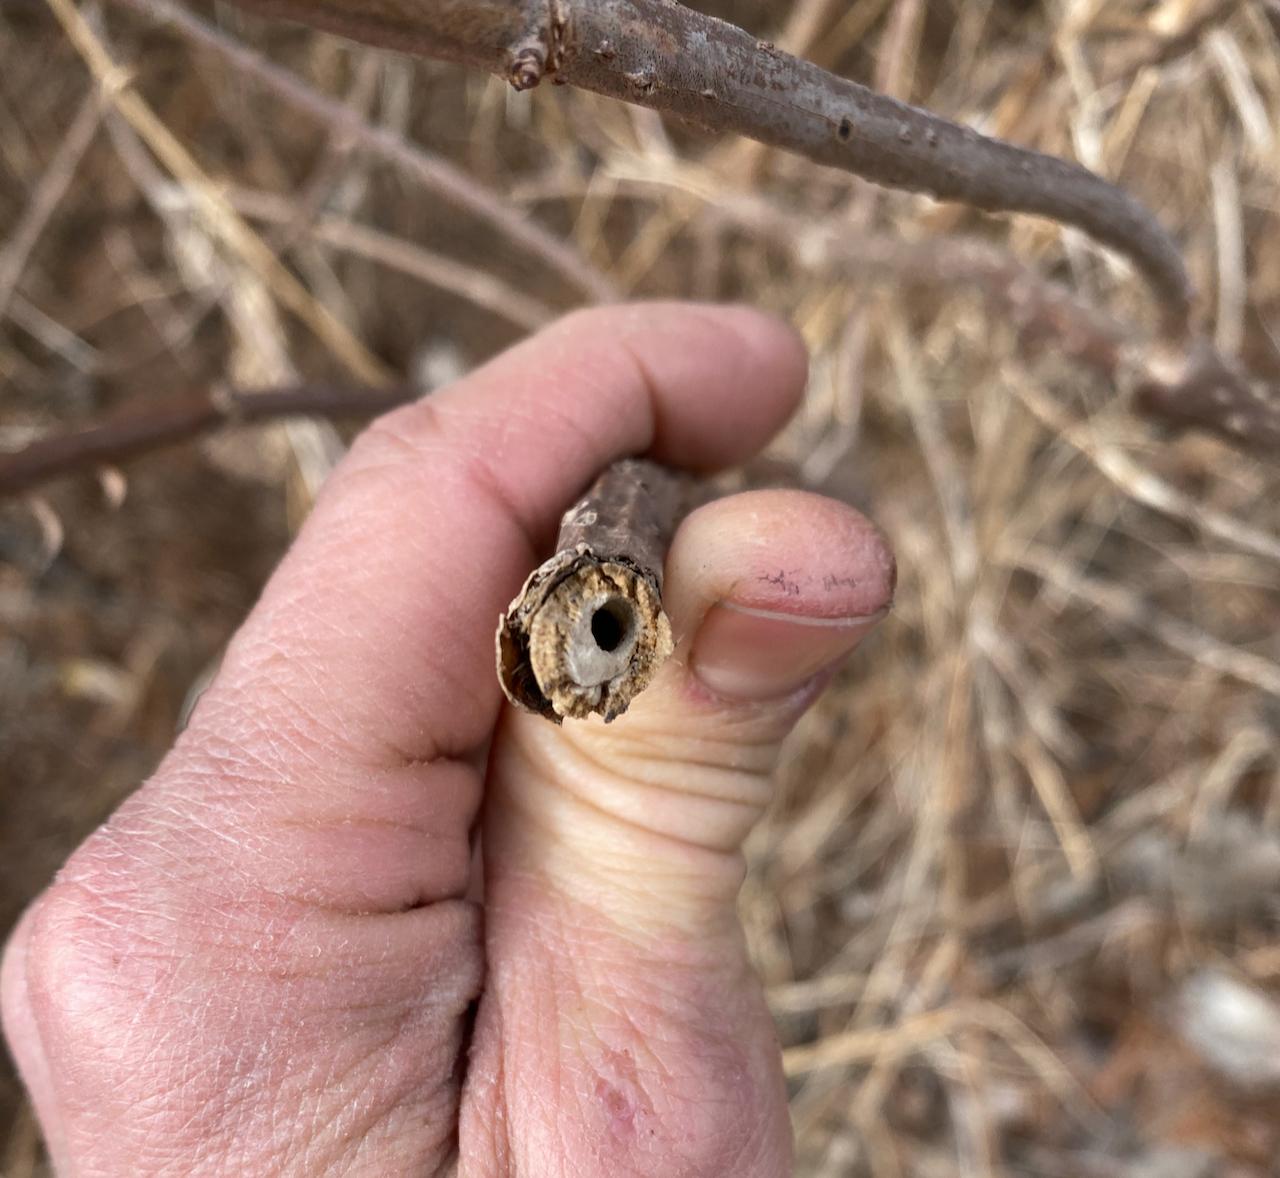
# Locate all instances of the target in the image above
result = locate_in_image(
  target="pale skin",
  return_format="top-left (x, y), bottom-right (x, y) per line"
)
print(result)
top-left (1, 303), bottom-right (895, 1176)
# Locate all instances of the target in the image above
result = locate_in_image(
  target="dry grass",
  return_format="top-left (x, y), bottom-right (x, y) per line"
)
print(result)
top-left (3, 0), bottom-right (1280, 1174)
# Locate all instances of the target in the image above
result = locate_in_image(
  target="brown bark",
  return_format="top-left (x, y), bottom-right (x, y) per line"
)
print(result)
top-left (496, 458), bottom-right (691, 722)
top-left (1134, 341), bottom-right (1280, 453)
top-left (111, 0), bottom-right (1280, 458)
top-left (0, 384), bottom-right (417, 498)
top-left (708, 189), bottom-right (1280, 458)
top-left (141, 0), bottom-right (1193, 334)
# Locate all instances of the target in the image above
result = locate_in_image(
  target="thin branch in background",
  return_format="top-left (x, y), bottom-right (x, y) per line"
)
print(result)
top-left (882, 303), bottom-right (979, 596)
top-left (1266, 0), bottom-right (1280, 43)
top-left (0, 383), bottom-right (418, 498)
top-left (111, 103), bottom-right (552, 333)
top-left (1210, 150), bottom-right (1246, 357)
top-left (112, 0), bottom-right (617, 304)
top-left (1134, 339), bottom-right (1280, 453)
top-left (225, 188), bottom-right (556, 332)
top-left (260, 53), bottom-right (382, 260)
top-left (0, 88), bottom-right (105, 322)
top-left (7, 292), bottom-right (102, 375)
top-left (587, 160), bottom-right (1132, 375)
top-left (594, 163), bottom-right (1280, 458)
top-left (6, 186), bottom-right (1274, 498)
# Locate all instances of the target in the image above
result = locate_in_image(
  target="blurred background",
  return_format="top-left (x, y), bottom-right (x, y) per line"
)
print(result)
top-left (2, 0), bottom-right (1280, 1174)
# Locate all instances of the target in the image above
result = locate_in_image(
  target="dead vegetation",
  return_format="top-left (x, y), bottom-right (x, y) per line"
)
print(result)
top-left (2, 0), bottom-right (1280, 1174)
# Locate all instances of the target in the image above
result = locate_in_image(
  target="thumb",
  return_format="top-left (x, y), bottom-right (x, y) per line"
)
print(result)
top-left (461, 489), bottom-right (894, 1177)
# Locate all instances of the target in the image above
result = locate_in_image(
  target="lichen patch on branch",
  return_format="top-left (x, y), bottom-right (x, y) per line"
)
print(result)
top-left (506, 0), bottom-right (572, 90)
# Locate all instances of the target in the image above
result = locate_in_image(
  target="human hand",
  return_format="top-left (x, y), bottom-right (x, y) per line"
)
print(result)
top-left (2, 304), bottom-right (894, 1176)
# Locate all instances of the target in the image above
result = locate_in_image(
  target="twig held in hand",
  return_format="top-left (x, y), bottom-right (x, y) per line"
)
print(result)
top-left (497, 458), bottom-right (691, 722)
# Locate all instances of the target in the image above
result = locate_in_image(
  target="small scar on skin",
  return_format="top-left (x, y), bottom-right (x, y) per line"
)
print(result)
top-left (596, 1078), bottom-right (637, 1137)
top-left (822, 574), bottom-right (860, 591)
top-left (594, 1047), bottom-right (653, 1142)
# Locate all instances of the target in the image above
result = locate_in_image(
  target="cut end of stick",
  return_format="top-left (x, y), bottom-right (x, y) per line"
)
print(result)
top-left (497, 546), bottom-right (674, 723)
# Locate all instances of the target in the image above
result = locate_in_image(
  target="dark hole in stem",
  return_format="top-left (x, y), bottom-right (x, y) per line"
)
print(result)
top-left (591, 601), bottom-right (631, 652)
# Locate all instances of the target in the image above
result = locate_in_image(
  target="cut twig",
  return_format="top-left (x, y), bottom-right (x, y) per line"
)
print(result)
top-left (0, 384), bottom-right (417, 498)
top-left (497, 458), bottom-right (691, 722)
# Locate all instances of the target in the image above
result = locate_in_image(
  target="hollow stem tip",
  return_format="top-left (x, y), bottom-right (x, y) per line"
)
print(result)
top-left (497, 548), bottom-right (673, 722)
top-left (496, 458), bottom-right (687, 723)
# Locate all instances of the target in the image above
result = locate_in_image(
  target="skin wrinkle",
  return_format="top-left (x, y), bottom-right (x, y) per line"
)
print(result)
top-left (26, 874), bottom-right (481, 1177)
top-left (526, 741), bottom-right (769, 857)
top-left (599, 307), bottom-right (783, 473)
top-left (547, 713), bottom-right (776, 809)
top-left (60, 850), bottom-right (476, 1002)
top-left (88, 801), bottom-right (339, 919)
top-left (564, 709), bottom-right (784, 782)
top-left (181, 687), bottom-right (380, 785)
top-left (212, 629), bottom-right (470, 768)
top-left (502, 696), bottom-right (788, 857)
top-left (273, 1013), bottom-right (456, 1177)
top-left (468, 397), bottom-right (637, 544)
top-left (508, 802), bottom-right (746, 921)
top-left (194, 665), bottom-right (481, 778)
top-left (224, 497), bottom-right (509, 768)
top-left (156, 716), bottom-right (481, 913)
top-left (497, 732), bottom-right (753, 883)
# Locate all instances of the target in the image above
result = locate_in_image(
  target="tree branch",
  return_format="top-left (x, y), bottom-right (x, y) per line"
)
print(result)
top-left (149, 0), bottom-right (1194, 335)
top-left (0, 384), bottom-right (417, 498)
top-left (30, 0), bottom-right (1275, 468)
top-left (711, 186), bottom-right (1280, 457)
